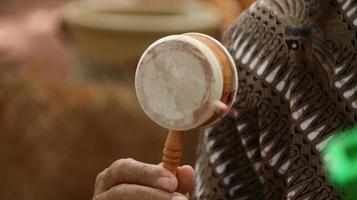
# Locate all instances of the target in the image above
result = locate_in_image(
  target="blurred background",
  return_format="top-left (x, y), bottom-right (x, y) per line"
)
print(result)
top-left (0, 0), bottom-right (254, 199)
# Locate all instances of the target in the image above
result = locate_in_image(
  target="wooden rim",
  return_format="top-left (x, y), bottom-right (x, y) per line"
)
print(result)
top-left (185, 33), bottom-right (236, 125)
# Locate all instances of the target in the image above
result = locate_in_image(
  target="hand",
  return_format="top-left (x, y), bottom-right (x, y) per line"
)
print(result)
top-left (93, 158), bottom-right (196, 200)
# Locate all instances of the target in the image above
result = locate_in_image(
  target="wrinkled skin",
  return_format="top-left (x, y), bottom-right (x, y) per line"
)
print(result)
top-left (92, 159), bottom-right (195, 200)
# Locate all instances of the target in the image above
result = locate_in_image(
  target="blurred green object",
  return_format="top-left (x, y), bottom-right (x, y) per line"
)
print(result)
top-left (62, 0), bottom-right (221, 81)
top-left (324, 126), bottom-right (357, 199)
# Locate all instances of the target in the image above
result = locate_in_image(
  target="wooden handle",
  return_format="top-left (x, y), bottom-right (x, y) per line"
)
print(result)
top-left (162, 130), bottom-right (184, 173)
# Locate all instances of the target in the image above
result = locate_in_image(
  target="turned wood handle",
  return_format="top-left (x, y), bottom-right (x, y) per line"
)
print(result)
top-left (162, 130), bottom-right (184, 174)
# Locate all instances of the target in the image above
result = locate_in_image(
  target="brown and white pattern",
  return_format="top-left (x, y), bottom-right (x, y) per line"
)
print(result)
top-left (192, 0), bottom-right (357, 199)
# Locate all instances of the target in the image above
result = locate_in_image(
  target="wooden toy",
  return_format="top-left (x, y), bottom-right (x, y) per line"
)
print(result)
top-left (135, 33), bottom-right (238, 173)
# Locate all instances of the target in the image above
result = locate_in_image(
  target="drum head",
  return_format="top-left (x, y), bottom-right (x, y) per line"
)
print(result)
top-left (135, 34), bottom-right (235, 131)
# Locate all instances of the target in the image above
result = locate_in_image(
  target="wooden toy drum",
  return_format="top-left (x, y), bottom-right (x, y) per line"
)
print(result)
top-left (135, 33), bottom-right (238, 173)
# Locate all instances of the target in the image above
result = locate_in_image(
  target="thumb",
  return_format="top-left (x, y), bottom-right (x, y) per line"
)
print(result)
top-left (176, 165), bottom-right (196, 194)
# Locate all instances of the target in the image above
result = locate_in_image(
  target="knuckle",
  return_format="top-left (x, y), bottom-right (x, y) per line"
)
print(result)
top-left (94, 168), bottom-right (109, 195)
top-left (124, 158), bottom-right (135, 163)
top-left (108, 160), bottom-right (125, 176)
top-left (104, 168), bottom-right (114, 186)
top-left (112, 159), bottom-right (125, 169)
top-left (95, 169), bottom-right (107, 185)
top-left (112, 158), bottom-right (134, 170)
top-left (105, 159), bottom-right (135, 187)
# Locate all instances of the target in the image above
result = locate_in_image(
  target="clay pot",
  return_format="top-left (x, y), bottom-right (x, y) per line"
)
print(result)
top-left (62, 0), bottom-right (222, 81)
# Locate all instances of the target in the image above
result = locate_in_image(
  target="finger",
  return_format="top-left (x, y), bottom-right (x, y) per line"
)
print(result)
top-left (103, 159), bottom-right (178, 192)
top-left (94, 168), bottom-right (108, 195)
top-left (94, 184), bottom-right (187, 200)
top-left (176, 165), bottom-right (196, 194)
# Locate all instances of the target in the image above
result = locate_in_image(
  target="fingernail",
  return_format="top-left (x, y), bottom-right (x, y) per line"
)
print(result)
top-left (157, 177), bottom-right (176, 191)
top-left (171, 194), bottom-right (187, 200)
